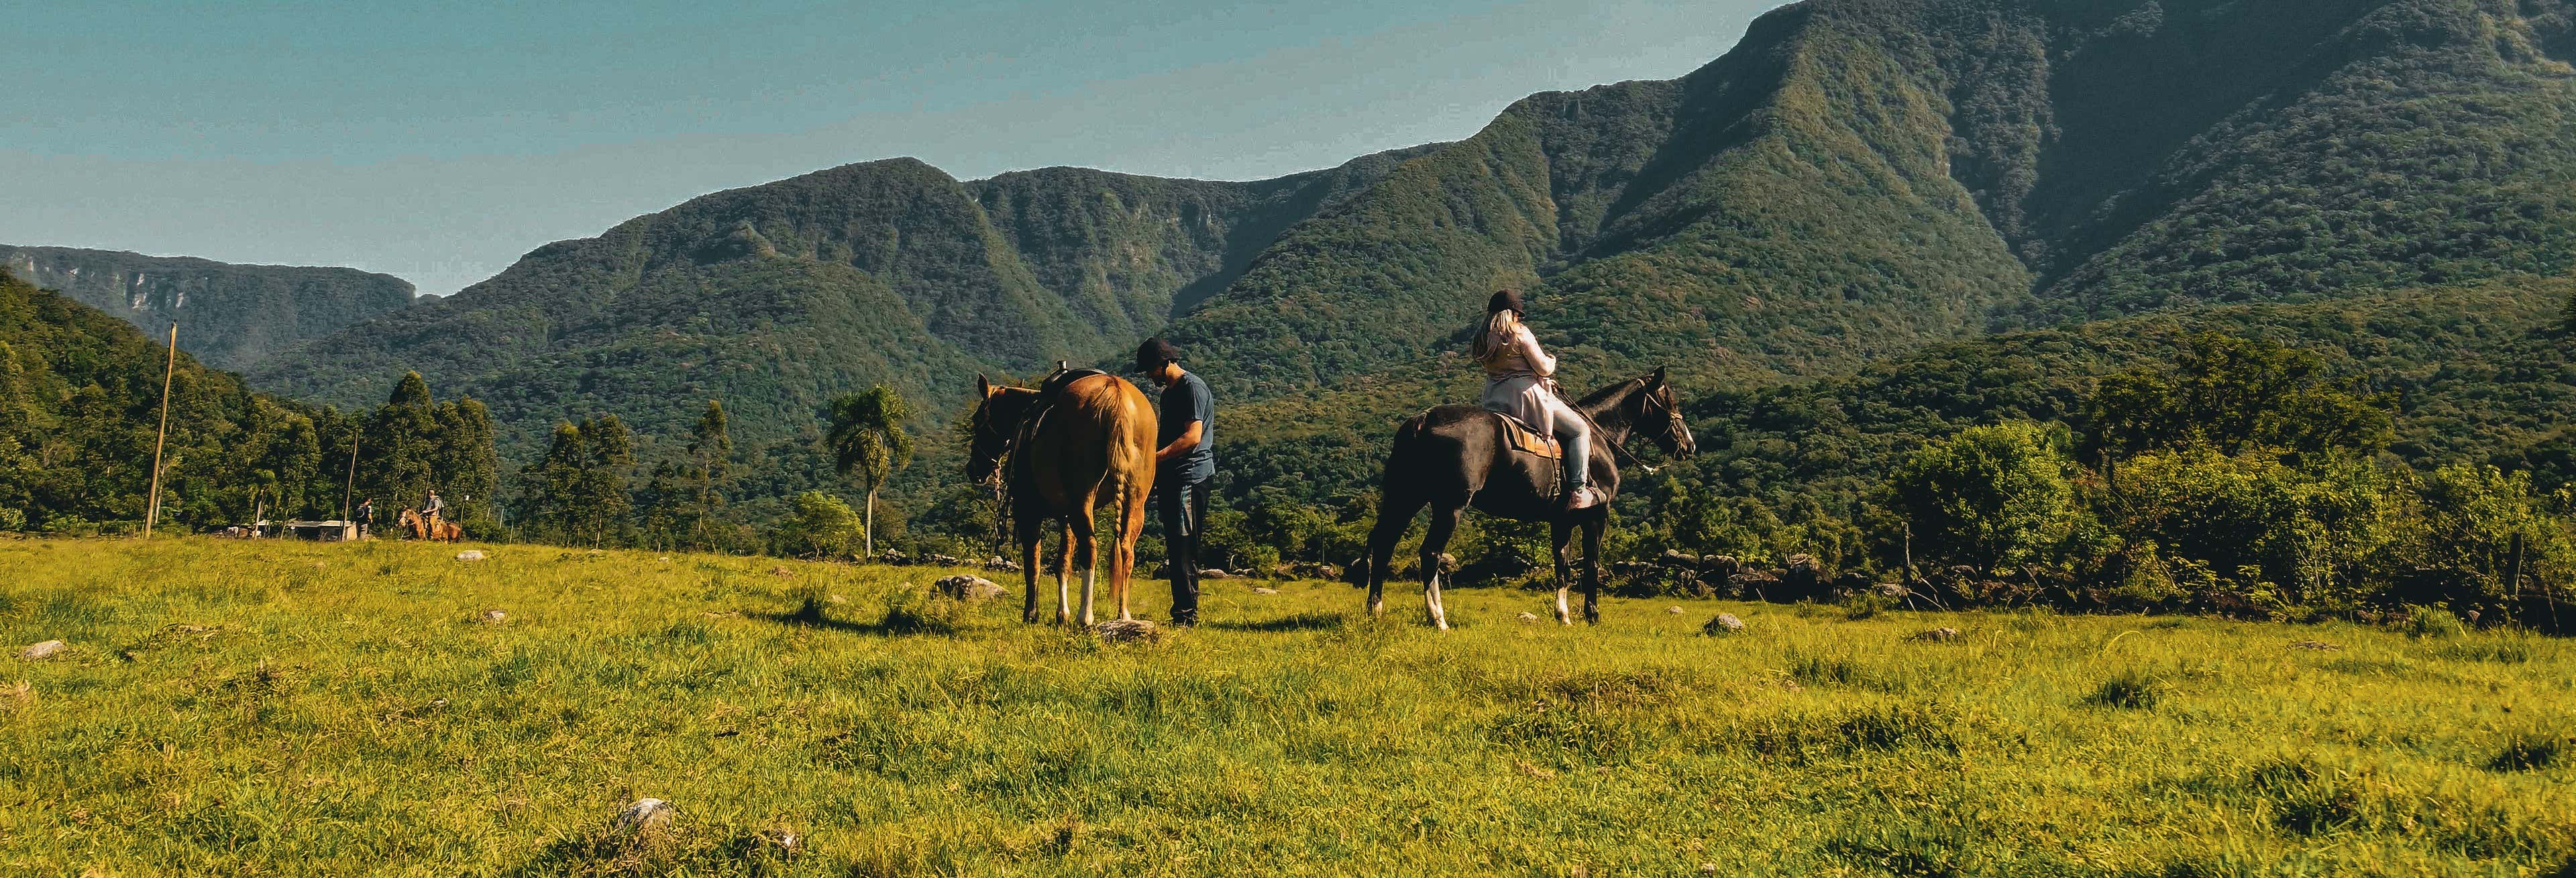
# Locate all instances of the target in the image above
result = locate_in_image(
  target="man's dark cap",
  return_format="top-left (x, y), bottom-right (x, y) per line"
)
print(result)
top-left (1487, 289), bottom-right (1524, 315)
top-left (1134, 337), bottom-right (1181, 374)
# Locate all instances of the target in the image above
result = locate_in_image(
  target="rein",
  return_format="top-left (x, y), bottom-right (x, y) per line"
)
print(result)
top-left (1576, 378), bottom-right (1670, 475)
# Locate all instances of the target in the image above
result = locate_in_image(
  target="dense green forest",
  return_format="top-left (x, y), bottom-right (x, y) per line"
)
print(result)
top-left (0, 270), bottom-right (485, 534)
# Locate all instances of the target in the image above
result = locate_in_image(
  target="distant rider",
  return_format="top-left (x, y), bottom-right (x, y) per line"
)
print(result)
top-left (419, 490), bottom-right (445, 524)
top-left (1472, 289), bottom-right (1601, 510)
top-left (1139, 337), bottom-right (1215, 626)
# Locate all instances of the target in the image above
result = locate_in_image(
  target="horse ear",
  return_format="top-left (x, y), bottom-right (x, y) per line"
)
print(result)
top-left (976, 374), bottom-right (991, 398)
top-left (1648, 366), bottom-right (1667, 389)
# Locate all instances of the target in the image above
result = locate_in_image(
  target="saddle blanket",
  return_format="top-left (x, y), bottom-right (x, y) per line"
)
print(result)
top-left (1497, 412), bottom-right (1562, 459)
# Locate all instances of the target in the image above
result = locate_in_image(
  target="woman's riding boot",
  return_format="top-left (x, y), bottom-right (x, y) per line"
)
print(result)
top-left (1564, 484), bottom-right (1601, 510)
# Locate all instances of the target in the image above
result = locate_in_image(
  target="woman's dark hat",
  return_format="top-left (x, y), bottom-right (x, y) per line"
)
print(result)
top-left (1487, 289), bottom-right (1523, 315)
top-left (1134, 337), bottom-right (1181, 374)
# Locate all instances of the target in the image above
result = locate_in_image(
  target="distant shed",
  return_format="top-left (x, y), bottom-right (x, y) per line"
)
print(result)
top-left (285, 520), bottom-right (359, 541)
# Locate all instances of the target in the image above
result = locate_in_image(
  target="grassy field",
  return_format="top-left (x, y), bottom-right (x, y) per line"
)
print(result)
top-left (0, 537), bottom-right (2570, 877)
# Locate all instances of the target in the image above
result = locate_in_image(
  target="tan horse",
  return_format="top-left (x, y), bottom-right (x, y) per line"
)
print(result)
top-left (398, 508), bottom-right (463, 543)
top-left (969, 371), bottom-right (1157, 626)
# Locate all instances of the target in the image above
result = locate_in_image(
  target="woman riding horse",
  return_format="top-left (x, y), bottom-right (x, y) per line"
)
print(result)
top-left (1365, 290), bottom-right (1696, 628)
top-left (1473, 289), bottom-right (1601, 510)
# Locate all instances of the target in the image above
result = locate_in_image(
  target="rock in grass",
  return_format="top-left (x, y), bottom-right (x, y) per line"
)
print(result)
top-left (614, 798), bottom-right (676, 833)
top-left (478, 610), bottom-right (507, 624)
top-left (933, 575), bottom-right (1006, 600)
top-left (453, 550), bottom-right (486, 561)
top-left (1197, 568), bottom-right (1232, 580)
top-left (1518, 612), bottom-right (1540, 621)
top-left (1091, 618), bottom-right (1162, 643)
top-left (18, 640), bottom-right (66, 661)
top-left (1701, 614), bottom-right (1746, 637)
top-left (769, 565), bottom-right (794, 577)
top-left (1667, 606), bottom-right (1685, 614)
top-left (1909, 627), bottom-right (1960, 643)
top-left (1250, 586), bottom-right (1279, 595)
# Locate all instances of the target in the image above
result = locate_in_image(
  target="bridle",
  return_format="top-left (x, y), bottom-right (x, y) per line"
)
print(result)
top-left (1601, 379), bottom-right (1688, 474)
top-left (969, 394), bottom-right (1020, 554)
top-left (1636, 383), bottom-right (1688, 454)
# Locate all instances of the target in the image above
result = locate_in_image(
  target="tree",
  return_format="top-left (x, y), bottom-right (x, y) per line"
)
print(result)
top-left (431, 397), bottom-right (499, 533)
top-left (364, 372), bottom-right (440, 510)
top-left (2413, 463), bottom-right (2573, 622)
top-left (2086, 332), bottom-right (2390, 463)
top-left (775, 490), bottom-right (863, 559)
top-left (825, 386), bottom-right (912, 557)
top-left (687, 400), bottom-right (733, 548)
top-left (1888, 423), bottom-right (2088, 575)
top-left (514, 415), bottom-right (634, 547)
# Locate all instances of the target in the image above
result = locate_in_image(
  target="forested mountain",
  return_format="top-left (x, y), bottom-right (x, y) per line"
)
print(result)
top-left (1169, 0), bottom-right (2576, 396)
top-left (251, 149), bottom-right (1430, 453)
top-left (1, 245), bottom-right (415, 372)
top-left (0, 266), bottom-right (498, 535)
top-left (240, 0), bottom-right (2576, 539)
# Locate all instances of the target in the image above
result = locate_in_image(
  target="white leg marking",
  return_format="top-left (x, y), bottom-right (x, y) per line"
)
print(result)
top-left (1081, 567), bottom-right (1097, 628)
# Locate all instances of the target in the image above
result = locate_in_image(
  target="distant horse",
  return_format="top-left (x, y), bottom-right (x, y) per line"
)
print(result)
top-left (1364, 367), bottom-right (1695, 628)
top-left (968, 370), bottom-right (1158, 626)
top-left (399, 508), bottom-right (463, 543)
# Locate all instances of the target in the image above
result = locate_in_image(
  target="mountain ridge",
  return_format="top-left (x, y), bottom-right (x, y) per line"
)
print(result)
top-left (1, 245), bottom-right (417, 372)
top-left (246, 0), bottom-right (2576, 516)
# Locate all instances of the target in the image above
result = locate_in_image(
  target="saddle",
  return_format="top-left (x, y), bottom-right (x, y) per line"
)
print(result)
top-left (1010, 367), bottom-right (1110, 483)
top-left (1493, 411), bottom-right (1564, 501)
top-left (1496, 414), bottom-right (1562, 460)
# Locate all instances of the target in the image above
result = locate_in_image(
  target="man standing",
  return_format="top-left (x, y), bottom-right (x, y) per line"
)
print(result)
top-left (1138, 337), bottom-right (1214, 626)
top-left (356, 497), bottom-right (375, 539)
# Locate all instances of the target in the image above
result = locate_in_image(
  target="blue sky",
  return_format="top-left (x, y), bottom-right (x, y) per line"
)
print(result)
top-left (2, 1), bottom-right (1788, 296)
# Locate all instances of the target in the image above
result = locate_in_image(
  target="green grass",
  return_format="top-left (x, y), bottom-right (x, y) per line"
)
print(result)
top-left (1, 537), bottom-right (2571, 876)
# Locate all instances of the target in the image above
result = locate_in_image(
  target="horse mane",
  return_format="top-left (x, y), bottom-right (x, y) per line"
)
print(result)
top-left (1574, 375), bottom-right (1646, 415)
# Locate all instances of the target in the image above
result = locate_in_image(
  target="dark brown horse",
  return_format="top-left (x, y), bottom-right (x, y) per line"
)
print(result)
top-left (1364, 368), bottom-right (1695, 628)
top-left (969, 372), bottom-right (1158, 626)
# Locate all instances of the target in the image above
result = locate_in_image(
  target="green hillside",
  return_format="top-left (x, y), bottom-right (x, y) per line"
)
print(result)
top-left (229, 0), bottom-right (2576, 550)
top-left (1693, 274), bottom-right (2576, 509)
top-left (0, 268), bottom-right (339, 533)
top-left (2, 245), bottom-right (415, 372)
top-left (1174, 0), bottom-right (2576, 396)
top-left (250, 151), bottom-right (1430, 457)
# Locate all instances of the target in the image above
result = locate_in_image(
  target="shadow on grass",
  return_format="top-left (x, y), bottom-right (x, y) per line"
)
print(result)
top-left (1207, 611), bottom-right (1350, 633)
top-left (751, 604), bottom-right (884, 635)
top-left (749, 597), bottom-right (963, 637)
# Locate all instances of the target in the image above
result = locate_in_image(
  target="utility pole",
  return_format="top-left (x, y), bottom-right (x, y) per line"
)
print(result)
top-left (142, 322), bottom-right (178, 539)
top-left (341, 426), bottom-right (360, 527)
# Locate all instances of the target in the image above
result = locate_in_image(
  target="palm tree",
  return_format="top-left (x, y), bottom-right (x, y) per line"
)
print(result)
top-left (825, 385), bottom-right (912, 557)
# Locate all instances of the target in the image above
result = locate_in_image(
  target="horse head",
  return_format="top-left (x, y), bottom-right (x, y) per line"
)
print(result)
top-left (966, 375), bottom-right (1038, 486)
top-left (1632, 367), bottom-right (1695, 461)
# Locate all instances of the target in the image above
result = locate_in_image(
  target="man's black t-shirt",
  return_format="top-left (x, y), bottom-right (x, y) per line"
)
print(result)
top-left (1157, 370), bottom-right (1216, 483)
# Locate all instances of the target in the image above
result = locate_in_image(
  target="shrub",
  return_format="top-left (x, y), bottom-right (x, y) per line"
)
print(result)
top-left (2401, 604), bottom-right (2467, 639)
top-left (1889, 423), bottom-right (2090, 575)
top-left (773, 491), bottom-right (862, 559)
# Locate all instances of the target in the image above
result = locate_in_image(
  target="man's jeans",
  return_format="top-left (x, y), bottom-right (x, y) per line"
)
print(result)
top-left (1159, 475), bottom-right (1209, 626)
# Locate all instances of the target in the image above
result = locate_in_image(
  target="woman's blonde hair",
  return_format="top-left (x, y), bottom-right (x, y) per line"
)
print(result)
top-left (1470, 308), bottom-right (1520, 364)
